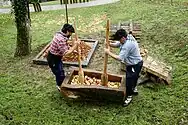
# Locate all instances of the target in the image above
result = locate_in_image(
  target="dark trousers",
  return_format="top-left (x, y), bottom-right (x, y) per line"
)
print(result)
top-left (47, 52), bottom-right (65, 86)
top-left (126, 61), bottom-right (143, 96)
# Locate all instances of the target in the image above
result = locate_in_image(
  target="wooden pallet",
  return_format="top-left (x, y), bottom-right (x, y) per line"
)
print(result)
top-left (60, 68), bottom-right (125, 102)
top-left (142, 56), bottom-right (172, 84)
top-left (110, 20), bottom-right (141, 40)
top-left (32, 39), bottom-right (98, 67)
top-left (121, 56), bottom-right (172, 85)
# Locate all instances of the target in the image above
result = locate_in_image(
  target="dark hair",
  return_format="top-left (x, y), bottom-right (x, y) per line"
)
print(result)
top-left (111, 29), bottom-right (127, 40)
top-left (61, 24), bottom-right (75, 33)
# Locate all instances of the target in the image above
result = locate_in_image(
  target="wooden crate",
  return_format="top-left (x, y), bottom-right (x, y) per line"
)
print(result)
top-left (110, 20), bottom-right (141, 40)
top-left (120, 56), bottom-right (172, 84)
top-left (32, 39), bottom-right (98, 67)
top-left (142, 56), bottom-right (172, 84)
top-left (60, 68), bottom-right (126, 102)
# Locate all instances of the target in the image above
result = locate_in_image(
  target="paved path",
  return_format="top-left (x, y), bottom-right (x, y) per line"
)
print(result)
top-left (0, 0), bottom-right (120, 14)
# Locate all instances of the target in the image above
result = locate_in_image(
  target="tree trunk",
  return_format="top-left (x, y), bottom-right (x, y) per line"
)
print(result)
top-left (12, 0), bottom-right (31, 57)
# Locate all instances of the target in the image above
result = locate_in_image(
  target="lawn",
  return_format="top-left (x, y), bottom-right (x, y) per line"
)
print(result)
top-left (0, 0), bottom-right (188, 125)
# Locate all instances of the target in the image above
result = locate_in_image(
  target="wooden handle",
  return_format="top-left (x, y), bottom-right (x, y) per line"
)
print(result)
top-left (74, 20), bottom-right (78, 41)
top-left (74, 19), bottom-right (84, 84)
top-left (103, 19), bottom-right (110, 74)
top-left (74, 19), bottom-right (82, 69)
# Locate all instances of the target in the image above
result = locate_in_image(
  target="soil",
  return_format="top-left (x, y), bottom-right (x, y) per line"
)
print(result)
top-left (63, 33), bottom-right (125, 76)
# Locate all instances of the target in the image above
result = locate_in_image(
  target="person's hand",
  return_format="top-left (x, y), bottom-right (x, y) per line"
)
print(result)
top-left (73, 50), bottom-right (78, 54)
top-left (104, 40), bottom-right (112, 47)
top-left (77, 39), bottom-right (82, 44)
top-left (74, 40), bottom-right (80, 46)
top-left (75, 39), bottom-right (82, 44)
top-left (104, 48), bottom-right (110, 54)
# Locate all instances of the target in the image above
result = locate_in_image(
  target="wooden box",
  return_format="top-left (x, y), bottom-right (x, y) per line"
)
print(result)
top-left (32, 39), bottom-right (98, 67)
top-left (60, 68), bottom-right (126, 102)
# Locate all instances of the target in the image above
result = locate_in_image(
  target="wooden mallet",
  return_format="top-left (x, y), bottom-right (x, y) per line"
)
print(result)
top-left (74, 20), bottom-right (85, 84)
top-left (101, 19), bottom-right (110, 86)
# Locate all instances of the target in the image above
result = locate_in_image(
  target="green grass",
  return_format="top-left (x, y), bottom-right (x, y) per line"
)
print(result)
top-left (0, 0), bottom-right (188, 124)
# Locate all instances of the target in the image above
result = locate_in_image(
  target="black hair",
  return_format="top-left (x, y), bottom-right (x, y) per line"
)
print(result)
top-left (110, 29), bottom-right (127, 40)
top-left (61, 24), bottom-right (75, 33)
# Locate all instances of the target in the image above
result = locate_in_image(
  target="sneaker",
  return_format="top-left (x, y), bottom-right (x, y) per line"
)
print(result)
top-left (56, 85), bottom-right (61, 92)
top-left (123, 96), bottom-right (132, 107)
top-left (133, 87), bottom-right (138, 95)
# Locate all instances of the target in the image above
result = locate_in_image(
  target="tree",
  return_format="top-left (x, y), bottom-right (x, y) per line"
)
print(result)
top-left (12, 0), bottom-right (31, 57)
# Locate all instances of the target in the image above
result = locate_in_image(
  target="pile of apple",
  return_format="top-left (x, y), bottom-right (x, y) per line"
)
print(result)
top-left (63, 41), bottom-right (91, 61)
top-left (71, 75), bottom-right (121, 89)
top-left (42, 41), bottom-right (91, 62)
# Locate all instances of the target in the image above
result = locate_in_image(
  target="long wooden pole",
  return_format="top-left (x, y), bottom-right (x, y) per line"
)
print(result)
top-left (65, 0), bottom-right (68, 23)
top-left (101, 19), bottom-right (110, 86)
top-left (74, 19), bottom-right (84, 84)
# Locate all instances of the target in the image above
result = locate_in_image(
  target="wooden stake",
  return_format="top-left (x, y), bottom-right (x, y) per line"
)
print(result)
top-left (129, 19), bottom-right (133, 33)
top-left (101, 19), bottom-right (110, 86)
top-left (65, 0), bottom-right (68, 24)
top-left (74, 19), bottom-right (84, 84)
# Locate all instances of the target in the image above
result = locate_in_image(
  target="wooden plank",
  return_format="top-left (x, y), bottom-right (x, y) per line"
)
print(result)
top-left (32, 42), bottom-right (51, 64)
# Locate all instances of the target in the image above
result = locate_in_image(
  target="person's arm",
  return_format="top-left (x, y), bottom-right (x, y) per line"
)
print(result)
top-left (105, 48), bottom-right (121, 61)
top-left (64, 40), bottom-right (79, 56)
top-left (109, 41), bottom-right (120, 48)
top-left (105, 43), bottom-right (130, 63)
top-left (108, 41), bottom-right (120, 48)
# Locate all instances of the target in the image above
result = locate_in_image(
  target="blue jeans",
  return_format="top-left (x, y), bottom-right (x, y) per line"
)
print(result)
top-left (47, 52), bottom-right (65, 86)
top-left (125, 61), bottom-right (143, 96)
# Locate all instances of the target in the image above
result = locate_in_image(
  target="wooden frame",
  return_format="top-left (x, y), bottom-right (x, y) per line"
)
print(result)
top-left (32, 39), bottom-right (98, 67)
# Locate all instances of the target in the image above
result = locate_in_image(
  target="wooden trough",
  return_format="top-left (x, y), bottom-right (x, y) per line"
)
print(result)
top-left (33, 39), bottom-right (98, 67)
top-left (60, 68), bottom-right (125, 102)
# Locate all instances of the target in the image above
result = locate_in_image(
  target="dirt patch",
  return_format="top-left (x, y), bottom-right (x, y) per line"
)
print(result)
top-left (64, 33), bottom-right (125, 76)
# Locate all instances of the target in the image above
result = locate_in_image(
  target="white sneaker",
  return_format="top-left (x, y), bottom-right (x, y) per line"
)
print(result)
top-left (123, 96), bottom-right (132, 107)
top-left (56, 85), bottom-right (61, 92)
top-left (133, 87), bottom-right (138, 95)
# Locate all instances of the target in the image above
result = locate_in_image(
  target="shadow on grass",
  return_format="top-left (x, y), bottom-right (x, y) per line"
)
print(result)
top-left (49, 90), bottom-right (123, 109)
top-left (142, 81), bottom-right (167, 92)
